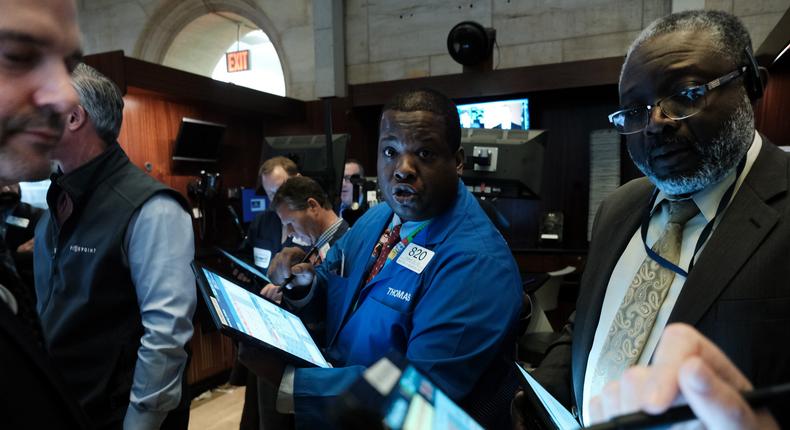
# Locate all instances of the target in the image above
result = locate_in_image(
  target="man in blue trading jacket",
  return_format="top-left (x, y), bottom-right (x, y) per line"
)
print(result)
top-left (34, 63), bottom-right (196, 429)
top-left (242, 88), bottom-right (523, 428)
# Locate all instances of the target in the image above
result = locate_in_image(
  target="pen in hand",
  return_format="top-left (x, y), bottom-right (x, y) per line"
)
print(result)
top-left (584, 381), bottom-right (790, 430)
top-left (281, 246), bottom-right (318, 290)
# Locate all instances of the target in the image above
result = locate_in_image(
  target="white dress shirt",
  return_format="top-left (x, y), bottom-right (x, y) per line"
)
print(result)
top-left (581, 133), bottom-right (762, 425)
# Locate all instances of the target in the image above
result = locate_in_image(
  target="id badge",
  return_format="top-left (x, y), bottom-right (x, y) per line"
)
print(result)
top-left (5, 215), bottom-right (29, 229)
top-left (253, 247), bottom-right (272, 269)
top-left (396, 243), bottom-right (435, 274)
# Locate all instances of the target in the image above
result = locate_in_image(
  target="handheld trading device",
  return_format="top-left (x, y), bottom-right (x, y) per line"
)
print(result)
top-left (192, 262), bottom-right (330, 368)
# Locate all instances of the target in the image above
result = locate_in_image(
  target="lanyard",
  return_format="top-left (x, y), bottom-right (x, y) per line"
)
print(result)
top-left (640, 157), bottom-right (746, 278)
top-left (385, 221), bottom-right (431, 264)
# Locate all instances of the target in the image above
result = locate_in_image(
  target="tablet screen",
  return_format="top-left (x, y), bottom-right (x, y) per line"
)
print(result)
top-left (201, 267), bottom-right (330, 368)
top-left (383, 365), bottom-right (483, 430)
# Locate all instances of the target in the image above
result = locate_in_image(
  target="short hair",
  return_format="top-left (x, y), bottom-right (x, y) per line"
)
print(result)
top-left (71, 63), bottom-right (124, 144)
top-left (382, 88), bottom-right (461, 153)
top-left (623, 10), bottom-right (753, 81)
top-left (345, 158), bottom-right (364, 177)
top-left (259, 156), bottom-right (298, 178)
top-left (272, 176), bottom-right (331, 211)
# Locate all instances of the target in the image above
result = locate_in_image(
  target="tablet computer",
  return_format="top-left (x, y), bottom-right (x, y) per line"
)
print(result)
top-left (216, 247), bottom-right (272, 284)
top-left (515, 362), bottom-right (580, 430)
top-left (192, 261), bottom-right (330, 368)
top-left (333, 354), bottom-right (483, 430)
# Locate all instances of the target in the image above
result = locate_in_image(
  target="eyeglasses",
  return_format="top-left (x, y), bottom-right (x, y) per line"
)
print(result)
top-left (608, 66), bottom-right (746, 135)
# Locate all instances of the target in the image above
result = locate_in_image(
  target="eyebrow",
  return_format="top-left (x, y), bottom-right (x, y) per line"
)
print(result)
top-left (0, 30), bottom-right (83, 68)
top-left (0, 30), bottom-right (50, 46)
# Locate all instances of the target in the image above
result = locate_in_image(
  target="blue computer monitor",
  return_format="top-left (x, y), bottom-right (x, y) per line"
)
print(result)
top-left (241, 188), bottom-right (267, 223)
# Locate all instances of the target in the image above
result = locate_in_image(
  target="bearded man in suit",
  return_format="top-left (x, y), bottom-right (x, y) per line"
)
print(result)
top-left (525, 10), bottom-right (787, 429)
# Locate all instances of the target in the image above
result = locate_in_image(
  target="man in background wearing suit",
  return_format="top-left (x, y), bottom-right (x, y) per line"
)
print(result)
top-left (0, 0), bottom-right (88, 427)
top-left (527, 10), bottom-right (788, 428)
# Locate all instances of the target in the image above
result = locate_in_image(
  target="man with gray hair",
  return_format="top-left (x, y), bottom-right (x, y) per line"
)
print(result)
top-left (520, 9), bottom-right (788, 429)
top-left (34, 63), bottom-right (197, 429)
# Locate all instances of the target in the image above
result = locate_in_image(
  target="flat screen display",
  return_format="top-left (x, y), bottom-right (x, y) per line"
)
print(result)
top-left (383, 365), bottom-right (483, 430)
top-left (457, 99), bottom-right (529, 130)
top-left (172, 118), bottom-right (226, 162)
top-left (241, 187), bottom-right (267, 223)
top-left (197, 265), bottom-right (330, 368)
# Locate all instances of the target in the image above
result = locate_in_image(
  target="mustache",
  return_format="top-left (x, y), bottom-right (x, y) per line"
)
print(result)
top-left (1, 107), bottom-right (65, 136)
top-left (646, 134), bottom-right (698, 157)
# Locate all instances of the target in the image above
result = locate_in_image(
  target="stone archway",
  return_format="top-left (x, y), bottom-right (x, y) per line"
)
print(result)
top-left (134, 0), bottom-right (291, 95)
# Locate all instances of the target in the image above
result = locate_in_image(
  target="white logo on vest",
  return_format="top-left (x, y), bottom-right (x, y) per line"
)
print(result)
top-left (69, 245), bottom-right (97, 254)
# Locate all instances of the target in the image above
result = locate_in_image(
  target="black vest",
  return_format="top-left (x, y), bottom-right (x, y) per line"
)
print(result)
top-left (34, 145), bottom-right (189, 428)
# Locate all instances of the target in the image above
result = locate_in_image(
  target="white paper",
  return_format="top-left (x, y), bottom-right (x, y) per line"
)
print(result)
top-left (516, 363), bottom-right (581, 430)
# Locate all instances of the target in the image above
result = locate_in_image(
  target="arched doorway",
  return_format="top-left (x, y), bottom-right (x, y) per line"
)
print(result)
top-left (134, 0), bottom-right (290, 96)
top-left (161, 12), bottom-right (285, 96)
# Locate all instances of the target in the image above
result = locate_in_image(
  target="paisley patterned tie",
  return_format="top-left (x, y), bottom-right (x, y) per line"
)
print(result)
top-left (590, 198), bottom-right (699, 396)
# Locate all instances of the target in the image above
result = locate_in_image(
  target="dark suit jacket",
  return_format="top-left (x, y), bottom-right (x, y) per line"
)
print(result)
top-left (534, 137), bottom-right (790, 425)
top-left (0, 263), bottom-right (89, 429)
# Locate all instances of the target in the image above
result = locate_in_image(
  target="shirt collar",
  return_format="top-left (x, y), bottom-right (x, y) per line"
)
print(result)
top-left (389, 214), bottom-right (432, 240)
top-left (314, 217), bottom-right (344, 249)
top-left (653, 132), bottom-right (762, 222)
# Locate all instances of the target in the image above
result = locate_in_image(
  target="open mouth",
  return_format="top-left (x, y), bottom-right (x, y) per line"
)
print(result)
top-left (392, 185), bottom-right (418, 204)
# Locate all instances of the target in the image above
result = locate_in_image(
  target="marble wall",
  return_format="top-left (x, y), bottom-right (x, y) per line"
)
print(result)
top-left (77, 0), bottom-right (790, 100)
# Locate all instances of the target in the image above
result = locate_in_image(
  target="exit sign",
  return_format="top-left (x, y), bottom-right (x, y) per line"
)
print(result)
top-left (226, 50), bottom-right (250, 73)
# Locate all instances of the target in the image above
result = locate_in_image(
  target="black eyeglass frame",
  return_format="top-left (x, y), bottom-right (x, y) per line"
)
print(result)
top-left (608, 66), bottom-right (747, 135)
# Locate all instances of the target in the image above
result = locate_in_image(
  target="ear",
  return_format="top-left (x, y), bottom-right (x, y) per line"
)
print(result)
top-left (758, 66), bottom-right (769, 92)
top-left (67, 105), bottom-right (88, 132)
top-left (306, 197), bottom-right (320, 211)
top-left (454, 147), bottom-right (465, 177)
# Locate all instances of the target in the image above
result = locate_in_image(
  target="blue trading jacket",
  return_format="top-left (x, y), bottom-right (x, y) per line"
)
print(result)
top-left (291, 180), bottom-right (522, 428)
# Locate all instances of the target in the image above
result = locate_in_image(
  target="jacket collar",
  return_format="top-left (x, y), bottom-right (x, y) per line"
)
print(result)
top-left (48, 144), bottom-right (127, 208)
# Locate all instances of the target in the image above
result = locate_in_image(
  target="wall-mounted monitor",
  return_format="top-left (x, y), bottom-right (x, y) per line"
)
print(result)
top-left (263, 134), bottom-right (349, 201)
top-left (172, 118), bottom-right (226, 163)
top-left (457, 99), bottom-right (529, 130)
top-left (460, 128), bottom-right (546, 198)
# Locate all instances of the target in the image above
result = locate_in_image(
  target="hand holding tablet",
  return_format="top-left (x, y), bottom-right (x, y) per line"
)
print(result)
top-left (193, 262), bottom-right (330, 368)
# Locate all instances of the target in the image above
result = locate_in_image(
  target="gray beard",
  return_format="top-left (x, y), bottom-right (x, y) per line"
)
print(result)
top-left (630, 95), bottom-right (755, 196)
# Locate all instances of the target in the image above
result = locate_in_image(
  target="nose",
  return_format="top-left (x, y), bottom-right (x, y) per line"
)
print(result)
top-left (34, 59), bottom-right (78, 116)
top-left (393, 154), bottom-right (417, 181)
top-left (645, 105), bottom-right (678, 135)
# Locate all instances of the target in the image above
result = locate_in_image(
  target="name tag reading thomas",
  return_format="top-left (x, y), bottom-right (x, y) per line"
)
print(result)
top-left (396, 243), bottom-right (435, 274)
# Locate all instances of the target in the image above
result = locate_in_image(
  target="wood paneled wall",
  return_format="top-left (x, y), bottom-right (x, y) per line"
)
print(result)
top-left (119, 88), bottom-right (264, 248)
top-left (119, 88), bottom-right (263, 199)
top-left (755, 62), bottom-right (790, 145)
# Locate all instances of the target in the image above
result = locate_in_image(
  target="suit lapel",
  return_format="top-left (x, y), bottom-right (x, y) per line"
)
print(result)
top-left (669, 140), bottom-right (787, 325)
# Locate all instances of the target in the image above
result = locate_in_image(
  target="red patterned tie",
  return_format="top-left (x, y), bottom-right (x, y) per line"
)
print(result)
top-left (365, 224), bottom-right (402, 284)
